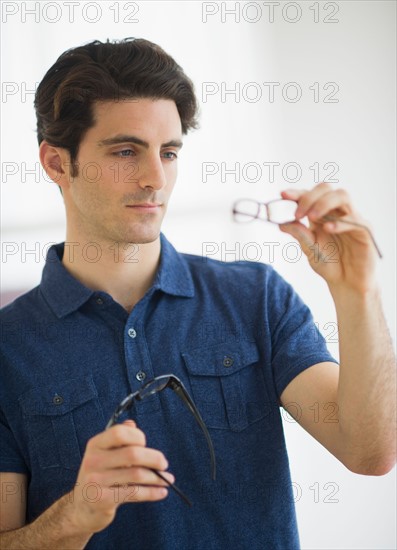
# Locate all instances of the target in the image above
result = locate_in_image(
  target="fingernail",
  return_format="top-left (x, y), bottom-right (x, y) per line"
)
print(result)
top-left (309, 209), bottom-right (319, 219)
top-left (124, 420), bottom-right (136, 428)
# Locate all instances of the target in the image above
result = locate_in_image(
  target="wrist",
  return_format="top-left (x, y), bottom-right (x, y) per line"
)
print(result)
top-left (329, 283), bottom-right (381, 311)
top-left (57, 491), bottom-right (94, 539)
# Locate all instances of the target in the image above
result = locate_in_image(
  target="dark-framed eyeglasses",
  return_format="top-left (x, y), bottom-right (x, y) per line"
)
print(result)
top-left (232, 198), bottom-right (382, 259)
top-left (106, 374), bottom-right (216, 507)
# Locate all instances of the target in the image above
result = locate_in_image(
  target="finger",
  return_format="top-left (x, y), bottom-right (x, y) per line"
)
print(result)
top-left (109, 484), bottom-right (169, 503)
top-left (288, 182), bottom-right (333, 220)
top-left (104, 467), bottom-right (175, 488)
top-left (322, 220), bottom-right (354, 233)
top-left (123, 419), bottom-right (137, 428)
top-left (279, 221), bottom-right (316, 252)
top-left (88, 424), bottom-right (146, 452)
top-left (280, 221), bottom-right (344, 264)
top-left (306, 188), bottom-right (352, 223)
top-left (280, 188), bottom-right (307, 201)
top-left (280, 220), bottom-right (313, 240)
top-left (321, 217), bottom-right (370, 235)
top-left (321, 219), bottom-right (382, 258)
top-left (93, 444), bottom-right (169, 472)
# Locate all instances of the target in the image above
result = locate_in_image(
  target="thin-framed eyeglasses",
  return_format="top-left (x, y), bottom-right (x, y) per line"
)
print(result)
top-left (232, 198), bottom-right (382, 259)
top-left (106, 374), bottom-right (216, 507)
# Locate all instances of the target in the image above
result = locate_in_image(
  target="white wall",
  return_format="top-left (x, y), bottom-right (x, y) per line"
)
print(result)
top-left (1, 1), bottom-right (396, 548)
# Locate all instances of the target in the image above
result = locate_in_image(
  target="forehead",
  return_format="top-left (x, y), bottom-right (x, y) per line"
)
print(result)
top-left (88, 98), bottom-right (182, 141)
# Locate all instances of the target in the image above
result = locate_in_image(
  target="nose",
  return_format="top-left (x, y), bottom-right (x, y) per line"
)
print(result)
top-left (137, 153), bottom-right (167, 191)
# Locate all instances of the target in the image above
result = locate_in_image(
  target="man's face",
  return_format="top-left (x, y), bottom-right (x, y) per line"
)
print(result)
top-left (63, 98), bottom-right (182, 244)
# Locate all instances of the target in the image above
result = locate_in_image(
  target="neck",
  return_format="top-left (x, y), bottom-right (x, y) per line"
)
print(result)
top-left (61, 231), bottom-right (161, 313)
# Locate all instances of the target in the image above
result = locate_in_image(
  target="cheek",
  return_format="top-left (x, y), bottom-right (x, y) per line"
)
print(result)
top-left (165, 177), bottom-right (177, 197)
top-left (101, 162), bottom-right (140, 187)
top-left (82, 163), bottom-right (104, 184)
top-left (165, 163), bottom-right (178, 185)
top-left (70, 170), bottom-right (109, 210)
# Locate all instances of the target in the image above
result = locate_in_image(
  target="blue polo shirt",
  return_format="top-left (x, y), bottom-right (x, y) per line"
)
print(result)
top-left (0, 233), bottom-right (337, 549)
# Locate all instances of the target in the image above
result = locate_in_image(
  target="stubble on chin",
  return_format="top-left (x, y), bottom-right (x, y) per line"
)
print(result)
top-left (113, 224), bottom-right (162, 246)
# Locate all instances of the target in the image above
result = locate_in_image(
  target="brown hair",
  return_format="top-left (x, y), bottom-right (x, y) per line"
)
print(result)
top-left (34, 38), bottom-right (199, 176)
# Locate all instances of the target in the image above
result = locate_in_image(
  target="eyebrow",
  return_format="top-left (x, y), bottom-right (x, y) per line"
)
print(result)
top-left (97, 135), bottom-right (183, 150)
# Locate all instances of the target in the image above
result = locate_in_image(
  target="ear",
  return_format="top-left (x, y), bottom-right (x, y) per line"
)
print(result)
top-left (39, 141), bottom-right (74, 192)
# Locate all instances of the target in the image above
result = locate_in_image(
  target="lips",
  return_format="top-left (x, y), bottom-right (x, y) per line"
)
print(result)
top-left (125, 203), bottom-right (162, 214)
top-left (126, 203), bottom-right (161, 207)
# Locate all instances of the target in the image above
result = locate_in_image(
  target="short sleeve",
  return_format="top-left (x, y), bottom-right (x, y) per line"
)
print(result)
top-left (0, 409), bottom-right (29, 473)
top-left (267, 268), bottom-right (339, 400)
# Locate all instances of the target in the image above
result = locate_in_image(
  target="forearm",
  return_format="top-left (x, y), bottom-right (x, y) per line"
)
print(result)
top-left (0, 491), bottom-right (93, 550)
top-left (331, 285), bottom-right (397, 474)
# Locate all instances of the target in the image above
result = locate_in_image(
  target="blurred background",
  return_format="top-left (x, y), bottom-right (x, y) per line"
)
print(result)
top-left (1, 1), bottom-right (396, 548)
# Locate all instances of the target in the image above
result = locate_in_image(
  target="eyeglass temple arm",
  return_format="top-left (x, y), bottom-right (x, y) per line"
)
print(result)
top-left (322, 215), bottom-right (383, 259)
top-left (105, 416), bottom-right (116, 430)
top-left (105, 402), bottom-right (193, 507)
top-left (149, 468), bottom-right (192, 506)
top-left (106, 407), bottom-right (129, 430)
top-left (105, 392), bottom-right (138, 430)
top-left (171, 383), bottom-right (217, 481)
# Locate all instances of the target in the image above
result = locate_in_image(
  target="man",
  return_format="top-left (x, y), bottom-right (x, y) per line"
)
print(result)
top-left (0, 38), bottom-right (395, 549)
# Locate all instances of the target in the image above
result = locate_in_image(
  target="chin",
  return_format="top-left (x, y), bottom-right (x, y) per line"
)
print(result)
top-left (123, 228), bottom-right (161, 245)
top-left (110, 219), bottom-right (163, 245)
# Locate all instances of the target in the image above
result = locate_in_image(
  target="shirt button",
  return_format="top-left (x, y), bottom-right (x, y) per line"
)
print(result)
top-left (53, 395), bottom-right (64, 405)
top-left (136, 371), bottom-right (146, 382)
top-left (223, 356), bottom-right (234, 368)
top-left (128, 328), bottom-right (137, 339)
top-left (96, 297), bottom-right (103, 305)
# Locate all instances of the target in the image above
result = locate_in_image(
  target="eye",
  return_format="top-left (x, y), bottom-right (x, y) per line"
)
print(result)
top-left (114, 149), bottom-right (134, 157)
top-left (162, 151), bottom-right (178, 160)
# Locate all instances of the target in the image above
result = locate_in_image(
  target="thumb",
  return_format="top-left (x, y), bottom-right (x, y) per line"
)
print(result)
top-left (280, 221), bottom-right (317, 257)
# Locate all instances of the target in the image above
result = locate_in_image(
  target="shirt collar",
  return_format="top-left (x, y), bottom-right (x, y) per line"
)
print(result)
top-left (156, 233), bottom-right (195, 298)
top-left (40, 233), bottom-right (194, 319)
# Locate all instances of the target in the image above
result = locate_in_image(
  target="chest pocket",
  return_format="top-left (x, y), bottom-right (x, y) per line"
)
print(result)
top-left (182, 341), bottom-right (272, 432)
top-left (18, 375), bottom-right (105, 471)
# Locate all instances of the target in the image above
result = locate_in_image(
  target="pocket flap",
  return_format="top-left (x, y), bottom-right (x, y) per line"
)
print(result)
top-left (182, 341), bottom-right (259, 377)
top-left (18, 375), bottom-right (98, 416)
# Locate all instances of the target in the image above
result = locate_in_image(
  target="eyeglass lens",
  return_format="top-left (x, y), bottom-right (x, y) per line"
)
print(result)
top-left (266, 200), bottom-right (298, 224)
top-left (233, 199), bottom-right (260, 222)
top-left (138, 378), bottom-right (170, 399)
top-left (233, 199), bottom-right (298, 224)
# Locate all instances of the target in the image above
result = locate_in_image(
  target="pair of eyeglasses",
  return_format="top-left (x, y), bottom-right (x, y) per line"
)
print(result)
top-left (232, 198), bottom-right (383, 259)
top-left (106, 374), bottom-right (216, 507)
